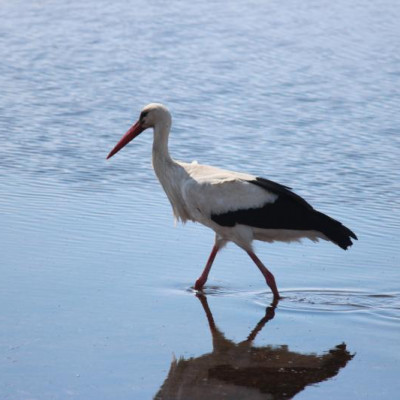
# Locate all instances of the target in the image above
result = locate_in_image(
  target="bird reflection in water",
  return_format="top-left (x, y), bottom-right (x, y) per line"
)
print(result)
top-left (155, 294), bottom-right (353, 400)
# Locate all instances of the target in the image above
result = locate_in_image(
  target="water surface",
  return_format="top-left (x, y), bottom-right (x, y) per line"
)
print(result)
top-left (1, 0), bottom-right (399, 399)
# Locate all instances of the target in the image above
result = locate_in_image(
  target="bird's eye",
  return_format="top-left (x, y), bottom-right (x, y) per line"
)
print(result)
top-left (140, 111), bottom-right (149, 121)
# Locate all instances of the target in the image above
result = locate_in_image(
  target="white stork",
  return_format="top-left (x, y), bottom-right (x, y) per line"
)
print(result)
top-left (107, 103), bottom-right (357, 299)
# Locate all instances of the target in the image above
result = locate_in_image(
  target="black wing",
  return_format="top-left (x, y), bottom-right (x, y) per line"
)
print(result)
top-left (250, 177), bottom-right (314, 210)
top-left (211, 177), bottom-right (357, 250)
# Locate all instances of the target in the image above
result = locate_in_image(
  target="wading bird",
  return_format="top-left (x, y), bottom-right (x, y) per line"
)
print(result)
top-left (107, 103), bottom-right (357, 299)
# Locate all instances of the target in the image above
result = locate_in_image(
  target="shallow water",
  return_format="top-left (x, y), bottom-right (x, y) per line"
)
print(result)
top-left (1, 0), bottom-right (400, 399)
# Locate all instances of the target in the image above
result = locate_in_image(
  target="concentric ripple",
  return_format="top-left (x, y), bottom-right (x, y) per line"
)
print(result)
top-left (177, 286), bottom-right (400, 320)
top-left (176, 285), bottom-right (400, 317)
top-left (254, 289), bottom-right (400, 317)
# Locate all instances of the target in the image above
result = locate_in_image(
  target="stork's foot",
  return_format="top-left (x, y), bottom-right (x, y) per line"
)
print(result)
top-left (273, 293), bottom-right (283, 302)
top-left (268, 282), bottom-right (280, 300)
top-left (267, 277), bottom-right (280, 299)
top-left (194, 244), bottom-right (219, 291)
top-left (246, 250), bottom-right (281, 300)
top-left (194, 278), bottom-right (205, 291)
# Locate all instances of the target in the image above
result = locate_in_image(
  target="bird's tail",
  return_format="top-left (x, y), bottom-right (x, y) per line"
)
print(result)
top-left (311, 210), bottom-right (358, 250)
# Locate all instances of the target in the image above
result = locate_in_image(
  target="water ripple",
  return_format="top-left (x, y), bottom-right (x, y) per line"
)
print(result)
top-left (255, 289), bottom-right (400, 319)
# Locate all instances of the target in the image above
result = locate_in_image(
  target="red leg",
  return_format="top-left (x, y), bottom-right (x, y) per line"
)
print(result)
top-left (247, 251), bottom-right (281, 299)
top-left (195, 244), bottom-right (219, 290)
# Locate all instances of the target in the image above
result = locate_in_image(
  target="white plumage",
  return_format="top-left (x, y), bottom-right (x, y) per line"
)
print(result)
top-left (107, 103), bottom-right (357, 299)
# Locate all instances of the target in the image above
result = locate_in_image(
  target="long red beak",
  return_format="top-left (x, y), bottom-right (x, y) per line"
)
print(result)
top-left (106, 120), bottom-right (145, 159)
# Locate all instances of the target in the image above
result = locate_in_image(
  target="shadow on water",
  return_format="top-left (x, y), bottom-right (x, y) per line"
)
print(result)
top-left (155, 294), bottom-right (353, 400)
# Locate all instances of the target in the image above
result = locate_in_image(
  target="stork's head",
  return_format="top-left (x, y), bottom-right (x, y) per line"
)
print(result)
top-left (107, 103), bottom-right (171, 159)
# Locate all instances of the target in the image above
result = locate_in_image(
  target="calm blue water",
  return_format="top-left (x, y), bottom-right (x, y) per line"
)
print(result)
top-left (1, 0), bottom-right (399, 399)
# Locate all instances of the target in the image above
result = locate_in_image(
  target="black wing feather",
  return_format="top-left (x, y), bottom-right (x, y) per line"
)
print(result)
top-left (211, 177), bottom-right (357, 250)
top-left (251, 177), bottom-right (313, 210)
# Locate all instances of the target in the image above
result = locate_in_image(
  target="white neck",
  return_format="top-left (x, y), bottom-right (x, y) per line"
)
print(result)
top-left (152, 118), bottom-right (176, 188)
top-left (152, 120), bottom-right (172, 163)
top-left (149, 111), bottom-right (192, 223)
